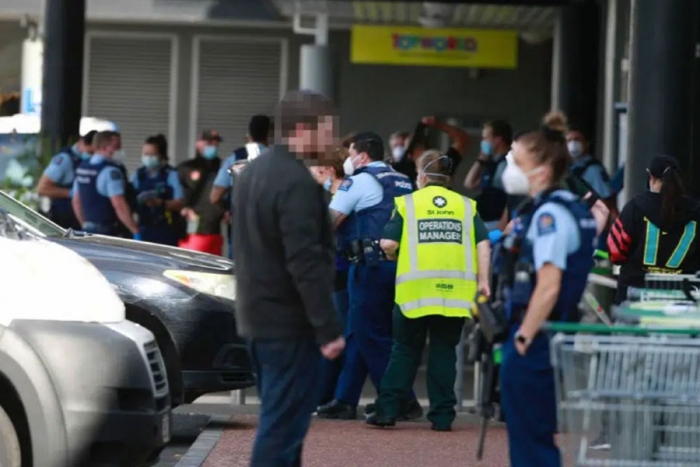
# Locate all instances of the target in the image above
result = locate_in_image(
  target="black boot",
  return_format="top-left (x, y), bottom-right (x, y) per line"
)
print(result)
top-left (316, 400), bottom-right (357, 420)
top-left (365, 412), bottom-right (396, 428)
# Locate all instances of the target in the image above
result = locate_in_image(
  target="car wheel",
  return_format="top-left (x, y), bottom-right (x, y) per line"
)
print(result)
top-left (0, 406), bottom-right (21, 467)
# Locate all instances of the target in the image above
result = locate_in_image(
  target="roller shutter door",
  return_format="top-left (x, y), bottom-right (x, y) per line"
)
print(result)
top-left (194, 38), bottom-right (284, 155)
top-left (84, 34), bottom-right (175, 173)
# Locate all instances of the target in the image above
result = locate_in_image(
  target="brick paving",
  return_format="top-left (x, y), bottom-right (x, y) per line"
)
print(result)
top-left (203, 415), bottom-right (510, 467)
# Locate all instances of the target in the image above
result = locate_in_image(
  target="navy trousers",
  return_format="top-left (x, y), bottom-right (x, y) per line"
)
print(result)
top-left (141, 224), bottom-right (179, 246)
top-left (320, 287), bottom-right (349, 405)
top-left (335, 261), bottom-right (397, 405)
top-left (501, 328), bottom-right (561, 467)
top-left (247, 337), bottom-right (322, 467)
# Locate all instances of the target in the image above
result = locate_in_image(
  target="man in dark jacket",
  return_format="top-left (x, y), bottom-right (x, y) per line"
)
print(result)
top-left (231, 90), bottom-right (344, 466)
top-left (176, 130), bottom-right (227, 254)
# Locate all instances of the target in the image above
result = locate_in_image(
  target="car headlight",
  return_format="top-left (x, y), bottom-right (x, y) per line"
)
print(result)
top-left (163, 270), bottom-right (235, 301)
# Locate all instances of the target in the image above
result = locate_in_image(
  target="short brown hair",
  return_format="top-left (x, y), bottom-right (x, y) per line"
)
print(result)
top-left (514, 129), bottom-right (570, 184)
top-left (329, 146), bottom-right (347, 178)
top-left (94, 131), bottom-right (118, 150)
top-left (274, 90), bottom-right (337, 139)
top-left (340, 132), bottom-right (356, 149)
top-left (416, 150), bottom-right (452, 186)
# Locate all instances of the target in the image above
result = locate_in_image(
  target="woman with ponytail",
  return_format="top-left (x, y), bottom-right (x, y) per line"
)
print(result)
top-left (608, 155), bottom-right (700, 303)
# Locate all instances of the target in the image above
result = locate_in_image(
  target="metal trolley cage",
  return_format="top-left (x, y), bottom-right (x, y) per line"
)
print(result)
top-left (629, 273), bottom-right (700, 303)
top-left (547, 323), bottom-right (700, 467)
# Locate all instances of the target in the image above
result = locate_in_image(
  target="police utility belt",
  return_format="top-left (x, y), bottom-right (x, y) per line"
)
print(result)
top-left (344, 238), bottom-right (388, 266)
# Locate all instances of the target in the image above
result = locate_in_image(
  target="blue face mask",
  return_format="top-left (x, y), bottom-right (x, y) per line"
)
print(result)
top-left (142, 155), bottom-right (160, 169)
top-left (323, 177), bottom-right (332, 192)
top-left (80, 152), bottom-right (91, 161)
top-left (480, 140), bottom-right (493, 156)
top-left (202, 145), bottom-right (218, 159)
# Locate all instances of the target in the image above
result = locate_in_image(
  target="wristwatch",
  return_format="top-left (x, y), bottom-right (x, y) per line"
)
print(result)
top-left (514, 331), bottom-right (531, 349)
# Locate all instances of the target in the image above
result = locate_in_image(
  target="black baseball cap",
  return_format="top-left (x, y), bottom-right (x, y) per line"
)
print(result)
top-left (200, 129), bottom-right (223, 142)
top-left (648, 155), bottom-right (679, 178)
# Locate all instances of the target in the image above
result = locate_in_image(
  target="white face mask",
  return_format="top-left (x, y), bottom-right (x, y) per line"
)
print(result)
top-left (392, 146), bottom-right (405, 162)
top-left (567, 141), bottom-right (583, 158)
top-left (343, 156), bottom-right (360, 176)
top-left (501, 151), bottom-right (543, 195)
top-left (113, 149), bottom-right (126, 161)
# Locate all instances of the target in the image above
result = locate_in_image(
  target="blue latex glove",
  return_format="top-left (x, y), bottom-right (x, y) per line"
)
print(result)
top-left (488, 229), bottom-right (503, 244)
top-left (133, 232), bottom-right (143, 241)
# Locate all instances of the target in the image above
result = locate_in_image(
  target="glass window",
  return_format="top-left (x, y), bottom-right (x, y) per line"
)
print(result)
top-left (0, 190), bottom-right (65, 238)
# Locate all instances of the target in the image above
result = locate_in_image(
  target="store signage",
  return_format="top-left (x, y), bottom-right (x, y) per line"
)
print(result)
top-left (351, 25), bottom-right (518, 69)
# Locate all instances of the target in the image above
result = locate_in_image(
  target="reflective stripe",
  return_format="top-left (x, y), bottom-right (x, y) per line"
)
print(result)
top-left (401, 193), bottom-right (476, 281)
top-left (396, 270), bottom-right (474, 284)
top-left (401, 298), bottom-right (474, 312)
top-left (405, 195), bottom-right (419, 272)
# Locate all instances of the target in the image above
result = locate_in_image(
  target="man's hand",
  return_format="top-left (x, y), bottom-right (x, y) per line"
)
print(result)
top-left (223, 211), bottom-right (231, 224)
top-left (321, 336), bottom-right (345, 360)
top-left (478, 281), bottom-right (491, 299)
top-left (515, 335), bottom-right (529, 356)
top-left (181, 207), bottom-right (197, 221)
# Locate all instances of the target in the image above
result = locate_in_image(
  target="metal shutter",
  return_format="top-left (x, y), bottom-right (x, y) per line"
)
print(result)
top-left (84, 34), bottom-right (175, 173)
top-left (194, 38), bottom-right (285, 156)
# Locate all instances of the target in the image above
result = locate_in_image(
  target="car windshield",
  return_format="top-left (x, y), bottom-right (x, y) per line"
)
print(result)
top-left (0, 191), bottom-right (66, 238)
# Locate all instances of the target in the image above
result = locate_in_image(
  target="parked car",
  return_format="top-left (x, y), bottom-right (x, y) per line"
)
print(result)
top-left (0, 213), bottom-right (170, 466)
top-left (0, 190), bottom-right (254, 406)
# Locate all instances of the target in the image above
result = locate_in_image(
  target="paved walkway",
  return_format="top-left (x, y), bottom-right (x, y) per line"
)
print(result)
top-left (202, 415), bottom-right (510, 467)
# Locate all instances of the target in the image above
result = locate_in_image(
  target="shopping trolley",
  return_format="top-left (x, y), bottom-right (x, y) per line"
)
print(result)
top-left (546, 322), bottom-right (700, 467)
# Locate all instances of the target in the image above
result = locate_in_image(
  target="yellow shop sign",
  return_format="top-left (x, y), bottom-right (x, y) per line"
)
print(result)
top-left (351, 25), bottom-right (518, 69)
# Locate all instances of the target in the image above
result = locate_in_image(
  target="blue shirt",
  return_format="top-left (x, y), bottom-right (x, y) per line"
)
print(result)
top-left (610, 164), bottom-right (624, 194)
top-left (213, 144), bottom-right (269, 188)
top-left (328, 161), bottom-right (386, 215)
top-left (72, 155), bottom-right (125, 198)
top-left (571, 155), bottom-right (613, 199)
top-left (526, 193), bottom-right (581, 272)
top-left (43, 146), bottom-right (80, 186)
top-left (131, 167), bottom-right (185, 200)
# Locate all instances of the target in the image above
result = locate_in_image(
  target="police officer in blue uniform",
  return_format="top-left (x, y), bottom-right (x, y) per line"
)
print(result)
top-left (131, 134), bottom-right (184, 245)
top-left (317, 132), bottom-right (421, 420)
top-left (497, 128), bottom-right (596, 467)
top-left (210, 115), bottom-right (271, 259)
top-left (37, 130), bottom-right (97, 229)
top-left (72, 131), bottom-right (141, 239)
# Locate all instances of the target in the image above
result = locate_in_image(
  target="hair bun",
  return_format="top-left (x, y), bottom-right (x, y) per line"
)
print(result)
top-left (543, 110), bottom-right (568, 132)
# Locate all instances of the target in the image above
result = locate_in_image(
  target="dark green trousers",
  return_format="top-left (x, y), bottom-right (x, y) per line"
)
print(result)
top-left (375, 305), bottom-right (465, 428)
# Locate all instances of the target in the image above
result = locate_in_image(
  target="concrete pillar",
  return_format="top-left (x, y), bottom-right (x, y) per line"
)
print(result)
top-left (626, 0), bottom-right (695, 198)
top-left (299, 45), bottom-right (335, 101)
top-left (41, 0), bottom-right (86, 149)
top-left (555, 1), bottom-right (601, 139)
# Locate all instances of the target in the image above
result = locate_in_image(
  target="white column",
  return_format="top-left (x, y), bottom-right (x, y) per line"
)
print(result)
top-left (549, 10), bottom-right (563, 111)
top-left (297, 13), bottom-right (335, 100)
top-left (602, 0), bottom-right (620, 173)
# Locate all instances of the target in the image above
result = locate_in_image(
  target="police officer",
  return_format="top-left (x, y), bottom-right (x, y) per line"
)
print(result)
top-left (366, 151), bottom-right (492, 431)
top-left (464, 120), bottom-right (513, 230)
top-left (72, 131), bottom-right (141, 239)
top-left (37, 130), bottom-right (97, 229)
top-left (210, 116), bottom-right (271, 259)
top-left (131, 134), bottom-right (184, 245)
top-left (317, 132), bottom-right (419, 420)
top-left (497, 128), bottom-right (597, 467)
top-left (210, 115), bottom-right (271, 205)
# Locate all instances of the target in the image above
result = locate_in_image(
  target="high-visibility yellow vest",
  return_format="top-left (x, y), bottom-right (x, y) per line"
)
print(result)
top-left (394, 186), bottom-right (477, 319)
